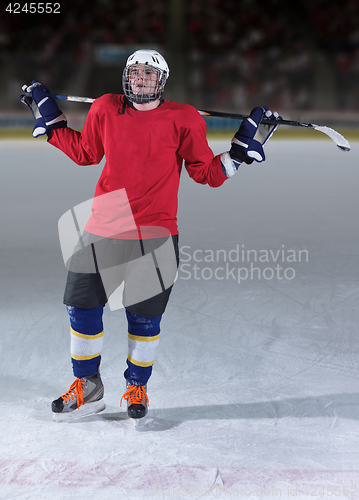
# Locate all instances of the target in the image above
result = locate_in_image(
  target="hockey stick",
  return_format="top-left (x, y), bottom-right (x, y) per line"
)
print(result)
top-left (198, 110), bottom-right (350, 152)
top-left (25, 92), bottom-right (351, 152)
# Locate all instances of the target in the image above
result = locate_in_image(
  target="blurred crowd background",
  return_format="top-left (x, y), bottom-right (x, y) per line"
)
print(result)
top-left (1, 0), bottom-right (359, 126)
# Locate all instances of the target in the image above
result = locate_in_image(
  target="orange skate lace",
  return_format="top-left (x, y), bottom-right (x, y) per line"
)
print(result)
top-left (120, 385), bottom-right (149, 407)
top-left (61, 378), bottom-right (85, 408)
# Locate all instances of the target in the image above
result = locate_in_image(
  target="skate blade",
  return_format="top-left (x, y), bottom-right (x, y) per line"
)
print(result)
top-left (53, 400), bottom-right (106, 422)
top-left (134, 414), bottom-right (148, 429)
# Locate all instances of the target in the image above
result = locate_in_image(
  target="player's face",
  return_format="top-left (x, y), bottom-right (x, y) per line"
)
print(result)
top-left (129, 65), bottom-right (159, 97)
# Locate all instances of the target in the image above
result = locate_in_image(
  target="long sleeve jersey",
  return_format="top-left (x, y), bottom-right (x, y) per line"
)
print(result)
top-left (48, 94), bottom-right (228, 239)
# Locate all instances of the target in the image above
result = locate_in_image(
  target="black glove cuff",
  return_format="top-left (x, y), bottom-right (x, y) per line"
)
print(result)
top-left (50, 121), bottom-right (67, 131)
top-left (229, 144), bottom-right (254, 165)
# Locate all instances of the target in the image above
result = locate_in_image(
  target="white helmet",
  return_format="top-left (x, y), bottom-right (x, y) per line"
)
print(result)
top-left (122, 49), bottom-right (169, 104)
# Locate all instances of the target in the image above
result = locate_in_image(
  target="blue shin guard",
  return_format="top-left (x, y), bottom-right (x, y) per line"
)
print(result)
top-left (67, 305), bottom-right (104, 378)
top-left (124, 310), bottom-right (161, 386)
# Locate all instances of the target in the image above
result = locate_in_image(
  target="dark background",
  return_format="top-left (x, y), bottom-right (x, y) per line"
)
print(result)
top-left (1, 0), bottom-right (358, 120)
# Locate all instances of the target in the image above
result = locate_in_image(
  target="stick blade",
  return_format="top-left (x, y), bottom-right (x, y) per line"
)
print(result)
top-left (312, 125), bottom-right (351, 152)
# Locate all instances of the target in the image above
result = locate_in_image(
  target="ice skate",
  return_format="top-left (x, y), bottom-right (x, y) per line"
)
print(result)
top-left (52, 372), bottom-right (105, 422)
top-left (121, 382), bottom-right (148, 419)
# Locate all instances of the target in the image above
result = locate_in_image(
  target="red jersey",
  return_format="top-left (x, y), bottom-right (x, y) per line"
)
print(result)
top-left (48, 94), bottom-right (228, 238)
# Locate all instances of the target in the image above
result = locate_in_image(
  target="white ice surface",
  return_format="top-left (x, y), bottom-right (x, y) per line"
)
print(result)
top-left (1, 138), bottom-right (359, 499)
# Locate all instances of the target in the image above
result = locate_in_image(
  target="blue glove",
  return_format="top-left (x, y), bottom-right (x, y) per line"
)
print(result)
top-left (19, 81), bottom-right (67, 138)
top-left (230, 106), bottom-right (282, 164)
top-left (19, 92), bottom-right (47, 138)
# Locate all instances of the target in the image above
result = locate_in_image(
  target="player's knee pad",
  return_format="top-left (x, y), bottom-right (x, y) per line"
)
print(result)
top-left (66, 305), bottom-right (103, 334)
top-left (125, 309), bottom-right (161, 336)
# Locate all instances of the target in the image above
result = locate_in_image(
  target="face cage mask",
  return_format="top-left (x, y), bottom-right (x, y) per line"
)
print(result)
top-left (122, 65), bottom-right (167, 104)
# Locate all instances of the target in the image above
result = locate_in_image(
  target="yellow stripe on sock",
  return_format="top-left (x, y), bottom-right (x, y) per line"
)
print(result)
top-left (127, 355), bottom-right (155, 368)
top-left (70, 327), bottom-right (104, 340)
top-left (71, 352), bottom-right (101, 361)
top-left (127, 333), bottom-right (160, 343)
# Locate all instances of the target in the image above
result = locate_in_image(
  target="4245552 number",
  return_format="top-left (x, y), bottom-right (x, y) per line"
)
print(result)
top-left (5, 3), bottom-right (60, 13)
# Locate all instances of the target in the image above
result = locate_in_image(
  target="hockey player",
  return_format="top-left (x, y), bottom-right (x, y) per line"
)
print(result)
top-left (20, 49), bottom-right (281, 421)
